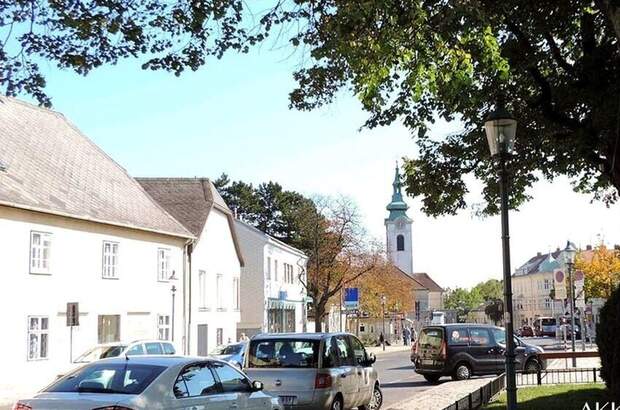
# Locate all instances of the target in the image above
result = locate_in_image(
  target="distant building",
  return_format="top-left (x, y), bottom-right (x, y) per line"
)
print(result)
top-left (411, 272), bottom-right (445, 322)
top-left (138, 178), bottom-right (245, 354)
top-left (467, 303), bottom-right (495, 325)
top-left (0, 97), bottom-right (193, 405)
top-left (234, 220), bottom-right (308, 337)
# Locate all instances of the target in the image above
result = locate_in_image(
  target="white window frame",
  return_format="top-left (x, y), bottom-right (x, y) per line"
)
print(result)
top-left (216, 274), bottom-right (225, 311)
top-left (233, 277), bottom-right (240, 311)
top-left (266, 256), bottom-right (271, 280)
top-left (157, 248), bottom-right (171, 282)
top-left (27, 316), bottom-right (49, 361)
top-left (157, 314), bottom-right (171, 341)
top-left (102, 241), bottom-right (119, 279)
top-left (198, 270), bottom-right (208, 310)
top-left (30, 231), bottom-right (51, 274)
top-left (274, 259), bottom-right (278, 281)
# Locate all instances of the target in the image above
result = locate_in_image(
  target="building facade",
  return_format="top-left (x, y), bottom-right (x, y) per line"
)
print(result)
top-left (234, 220), bottom-right (308, 337)
top-left (411, 272), bottom-right (445, 323)
top-left (0, 97), bottom-right (192, 404)
top-left (138, 178), bottom-right (244, 355)
top-left (385, 164), bottom-right (414, 275)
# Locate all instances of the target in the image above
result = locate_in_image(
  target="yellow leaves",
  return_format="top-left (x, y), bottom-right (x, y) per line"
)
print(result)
top-left (351, 262), bottom-right (415, 317)
top-left (575, 244), bottom-right (620, 299)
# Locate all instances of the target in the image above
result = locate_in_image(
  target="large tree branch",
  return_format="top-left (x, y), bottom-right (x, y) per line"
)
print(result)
top-left (542, 31), bottom-right (574, 73)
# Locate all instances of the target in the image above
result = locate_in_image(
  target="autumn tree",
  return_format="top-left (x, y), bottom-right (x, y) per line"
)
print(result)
top-left (576, 244), bottom-right (620, 299)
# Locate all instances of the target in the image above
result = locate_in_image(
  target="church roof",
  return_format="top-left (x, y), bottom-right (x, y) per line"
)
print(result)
top-left (386, 163), bottom-right (409, 221)
top-left (411, 272), bottom-right (444, 292)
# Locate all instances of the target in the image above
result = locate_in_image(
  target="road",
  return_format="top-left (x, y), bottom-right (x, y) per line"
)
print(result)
top-left (373, 350), bottom-right (430, 408)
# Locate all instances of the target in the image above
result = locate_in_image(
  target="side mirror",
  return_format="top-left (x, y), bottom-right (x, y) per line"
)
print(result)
top-left (368, 353), bottom-right (376, 365)
top-left (252, 380), bottom-right (264, 391)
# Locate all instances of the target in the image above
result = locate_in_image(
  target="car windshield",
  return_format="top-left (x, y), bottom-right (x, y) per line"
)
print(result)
top-left (211, 344), bottom-right (243, 355)
top-left (248, 339), bottom-right (319, 368)
top-left (541, 318), bottom-right (556, 326)
top-left (419, 328), bottom-right (443, 348)
top-left (73, 345), bottom-right (126, 363)
top-left (46, 363), bottom-right (166, 395)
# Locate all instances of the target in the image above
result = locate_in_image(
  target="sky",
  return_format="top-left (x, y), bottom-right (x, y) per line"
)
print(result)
top-left (33, 44), bottom-right (620, 290)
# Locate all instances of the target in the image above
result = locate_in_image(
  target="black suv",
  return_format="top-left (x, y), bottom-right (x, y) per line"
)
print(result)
top-left (411, 324), bottom-right (545, 383)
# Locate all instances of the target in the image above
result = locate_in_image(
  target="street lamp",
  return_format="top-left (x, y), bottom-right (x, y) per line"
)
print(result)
top-left (484, 102), bottom-right (518, 410)
top-left (381, 295), bottom-right (387, 351)
top-left (563, 241), bottom-right (578, 367)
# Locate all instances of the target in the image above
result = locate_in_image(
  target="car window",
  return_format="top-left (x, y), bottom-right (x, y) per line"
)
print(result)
top-left (492, 329), bottom-right (520, 347)
top-left (419, 328), bottom-right (444, 349)
top-left (248, 339), bottom-right (319, 368)
top-left (211, 362), bottom-right (251, 393)
top-left (100, 345), bottom-right (126, 359)
top-left (348, 336), bottom-right (367, 365)
top-left (174, 363), bottom-right (219, 398)
top-left (145, 343), bottom-right (163, 354)
top-left (447, 328), bottom-right (470, 345)
top-left (469, 328), bottom-right (492, 346)
top-left (46, 363), bottom-right (165, 395)
top-left (323, 337), bottom-right (339, 368)
top-left (335, 336), bottom-right (355, 366)
top-left (162, 343), bottom-right (175, 355)
top-left (126, 344), bottom-right (145, 356)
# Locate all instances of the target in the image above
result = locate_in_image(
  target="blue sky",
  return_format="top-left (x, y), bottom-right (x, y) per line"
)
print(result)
top-left (36, 45), bottom-right (620, 289)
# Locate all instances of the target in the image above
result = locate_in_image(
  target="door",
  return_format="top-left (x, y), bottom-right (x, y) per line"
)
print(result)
top-left (169, 362), bottom-right (234, 410)
top-left (197, 324), bottom-right (209, 356)
top-left (467, 327), bottom-right (502, 374)
top-left (348, 335), bottom-right (372, 406)
top-left (211, 361), bottom-right (270, 410)
top-left (333, 335), bottom-right (358, 408)
top-left (98, 315), bottom-right (120, 343)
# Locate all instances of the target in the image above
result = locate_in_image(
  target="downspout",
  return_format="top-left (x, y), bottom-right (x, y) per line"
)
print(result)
top-left (186, 241), bottom-right (194, 354)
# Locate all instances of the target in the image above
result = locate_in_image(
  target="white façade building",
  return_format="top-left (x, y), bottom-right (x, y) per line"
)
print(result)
top-left (234, 220), bottom-right (308, 336)
top-left (385, 164), bottom-right (413, 275)
top-left (0, 97), bottom-right (193, 404)
top-left (138, 178), bottom-right (244, 355)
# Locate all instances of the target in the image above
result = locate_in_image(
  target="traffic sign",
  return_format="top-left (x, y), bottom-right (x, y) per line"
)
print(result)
top-left (344, 288), bottom-right (359, 309)
top-left (66, 302), bottom-right (79, 327)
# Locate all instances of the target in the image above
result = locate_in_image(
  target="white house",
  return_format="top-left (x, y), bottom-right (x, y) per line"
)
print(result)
top-left (138, 178), bottom-right (244, 355)
top-left (0, 97), bottom-right (193, 405)
top-left (234, 220), bottom-right (308, 336)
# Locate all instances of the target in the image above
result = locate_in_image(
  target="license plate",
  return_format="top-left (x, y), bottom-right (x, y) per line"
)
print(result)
top-left (279, 396), bottom-right (297, 405)
top-left (421, 359), bottom-right (434, 365)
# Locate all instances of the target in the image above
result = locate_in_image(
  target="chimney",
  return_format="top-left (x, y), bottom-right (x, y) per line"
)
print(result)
top-left (586, 245), bottom-right (592, 251)
top-left (536, 252), bottom-right (542, 257)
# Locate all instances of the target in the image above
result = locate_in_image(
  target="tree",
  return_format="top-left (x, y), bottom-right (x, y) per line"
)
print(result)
top-left (576, 244), bottom-right (620, 299)
top-left (484, 299), bottom-right (504, 326)
top-left (444, 287), bottom-right (483, 323)
top-left (353, 261), bottom-right (415, 318)
top-left (3, 2), bottom-right (620, 215)
top-left (472, 279), bottom-right (504, 302)
top-left (597, 285), bottom-right (620, 402)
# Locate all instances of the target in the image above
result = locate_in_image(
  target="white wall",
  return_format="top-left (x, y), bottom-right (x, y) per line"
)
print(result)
top-left (188, 208), bottom-right (241, 354)
top-left (0, 205), bottom-right (187, 406)
top-left (385, 216), bottom-right (413, 275)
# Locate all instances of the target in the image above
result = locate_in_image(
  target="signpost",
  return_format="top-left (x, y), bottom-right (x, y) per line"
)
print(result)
top-left (66, 302), bottom-right (79, 363)
top-left (553, 269), bottom-right (567, 300)
top-left (343, 288), bottom-right (359, 333)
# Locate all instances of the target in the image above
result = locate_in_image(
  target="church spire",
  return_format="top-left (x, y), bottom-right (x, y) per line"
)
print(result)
top-left (386, 162), bottom-right (409, 221)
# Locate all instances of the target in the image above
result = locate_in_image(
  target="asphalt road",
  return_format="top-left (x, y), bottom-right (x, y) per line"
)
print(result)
top-left (373, 350), bottom-right (431, 408)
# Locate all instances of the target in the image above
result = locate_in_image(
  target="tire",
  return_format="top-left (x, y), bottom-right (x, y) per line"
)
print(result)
top-left (330, 395), bottom-right (343, 410)
top-left (359, 384), bottom-right (383, 410)
top-left (423, 374), bottom-right (441, 383)
top-left (525, 358), bottom-right (541, 373)
top-left (452, 363), bottom-right (472, 381)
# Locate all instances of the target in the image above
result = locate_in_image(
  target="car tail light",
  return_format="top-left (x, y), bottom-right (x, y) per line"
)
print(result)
top-left (92, 407), bottom-right (135, 410)
top-left (12, 403), bottom-right (32, 410)
top-left (438, 339), bottom-right (447, 361)
top-left (314, 373), bottom-right (332, 389)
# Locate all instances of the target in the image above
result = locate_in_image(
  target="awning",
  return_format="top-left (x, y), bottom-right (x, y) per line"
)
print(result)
top-left (267, 299), bottom-right (298, 310)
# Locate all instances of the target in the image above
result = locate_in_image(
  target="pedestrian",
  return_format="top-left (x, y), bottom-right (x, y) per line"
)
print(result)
top-left (411, 327), bottom-right (418, 345)
top-left (239, 333), bottom-right (250, 342)
top-left (403, 327), bottom-right (410, 346)
top-left (379, 332), bottom-right (385, 349)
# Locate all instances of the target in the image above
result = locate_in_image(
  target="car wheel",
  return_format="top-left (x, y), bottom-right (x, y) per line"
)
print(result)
top-left (359, 384), bottom-right (383, 410)
top-left (423, 374), bottom-right (441, 384)
top-left (330, 395), bottom-right (343, 410)
top-left (525, 359), bottom-right (541, 373)
top-left (452, 363), bottom-right (471, 381)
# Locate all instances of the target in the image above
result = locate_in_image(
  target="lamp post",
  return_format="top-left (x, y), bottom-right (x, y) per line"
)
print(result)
top-left (563, 241), bottom-right (578, 367)
top-left (484, 102), bottom-right (518, 410)
top-left (381, 295), bottom-right (387, 351)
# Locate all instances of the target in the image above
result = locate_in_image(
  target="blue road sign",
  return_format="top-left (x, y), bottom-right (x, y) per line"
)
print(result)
top-left (344, 288), bottom-right (359, 309)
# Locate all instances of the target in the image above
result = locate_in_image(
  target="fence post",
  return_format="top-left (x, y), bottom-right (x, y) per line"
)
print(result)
top-left (537, 367), bottom-right (542, 385)
top-left (593, 368), bottom-right (597, 383)
top-left (468, 393), bottom-right (473, 409)
top-left (480, 387), bottom-right (484, 404)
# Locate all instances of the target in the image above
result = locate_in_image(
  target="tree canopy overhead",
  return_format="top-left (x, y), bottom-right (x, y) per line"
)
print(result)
top-left (3, 1), bottom-right (620, 215)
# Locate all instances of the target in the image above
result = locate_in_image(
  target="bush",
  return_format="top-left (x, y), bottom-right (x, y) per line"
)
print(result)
top-left (596, 285), bottom-right (620, 402)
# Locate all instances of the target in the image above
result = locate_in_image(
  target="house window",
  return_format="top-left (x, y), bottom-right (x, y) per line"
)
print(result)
top-left (157, 314), bottom-right (171, 340)
top-left (30, 231), bottom-right (51, 274)
top-left (198, 270), bottom-right (207, 309)
top-left (216, 274), bottom-right (224, 310)
top-left (232, 277), bottom-right (240, 311)
top-left (102, 241), bottom-right (119, 279)
top-left (274, 260), bottom-right (278, 281)
top-left (157, 248), bottom-right (171, 281)
top-left (266, 257), bottom-right (271, 280)
top-left (98, 315), bottom-right (121, 344)
top-left (544, 279), bottom-right (550, 290)
top-left (27, 316), bottom-right (49, 360)
top-left (396, 235), bottom-right (405, 251)
top-left (216, 328), bottom-right (223, 346)
top-left (359, 324), bottom-right (366, 333)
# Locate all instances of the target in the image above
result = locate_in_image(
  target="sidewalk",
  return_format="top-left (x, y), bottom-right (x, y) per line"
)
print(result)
top-left (367, 343), bottom-right (411, 356)
top-left (386, 377), bottom-right (494, 410)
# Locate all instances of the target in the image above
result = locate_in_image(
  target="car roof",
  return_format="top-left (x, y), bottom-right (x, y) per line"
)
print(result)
top-left (251, 332), bottom-right (353, 341)
top-left (424, 323), bottom-right (501, 329)
top-left (92, 355), bottom-right (221, 367)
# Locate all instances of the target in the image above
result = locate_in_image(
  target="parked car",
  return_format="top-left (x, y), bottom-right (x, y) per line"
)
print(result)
top-left (558, 323), bottom-right (582, 340)
top-left (245, 332), bottom-right (382, 410)
top-left (533, 317), bottom-right (557, 337)
top-left (210, 342), bottom-right (247, 369)
top-left (518, 325), bottom-right (534, 337)
top-left (411, 324), bottom-right (545, 383)
top-left (73, 340), bottom-right (176, 363)
top-left (14, 356), bottom-right (282, 410)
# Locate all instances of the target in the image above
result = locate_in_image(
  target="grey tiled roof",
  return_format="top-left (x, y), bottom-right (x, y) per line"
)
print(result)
top-left (0, 96), bottom-right (192, 238)
top-left (411, 272), bottom-right (444, 292)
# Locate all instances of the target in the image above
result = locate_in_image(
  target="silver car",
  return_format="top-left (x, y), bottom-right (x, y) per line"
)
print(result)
top-left (244, 332), bottom-right (382, 410)
top-left (14, 356), bottom-right (282, 410)
top-left (210, 341), bottom-right (248, 369)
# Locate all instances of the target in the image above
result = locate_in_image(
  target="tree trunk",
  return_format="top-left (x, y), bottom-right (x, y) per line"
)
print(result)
top-left (314, 302), bottom-right (325, 332)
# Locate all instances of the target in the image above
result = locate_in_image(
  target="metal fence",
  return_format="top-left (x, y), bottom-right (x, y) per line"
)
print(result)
top-left (517, 367), bottom-right (602, 386)
top-left (443, 374), bottom-right (506, 410)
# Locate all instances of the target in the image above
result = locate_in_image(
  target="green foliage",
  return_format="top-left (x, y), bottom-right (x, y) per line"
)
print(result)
top-left (444, 287), bottom-right (484, 322)
top-left (596, 284), bottom-right (620, 401)
top-left (473, 279), bottom-right (503, 302)
top-left (484, 299), bottom-right (504, 325)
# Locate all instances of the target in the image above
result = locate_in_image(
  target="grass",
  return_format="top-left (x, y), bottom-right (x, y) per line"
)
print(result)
top-left (483, 384), bottom-right (609, 410)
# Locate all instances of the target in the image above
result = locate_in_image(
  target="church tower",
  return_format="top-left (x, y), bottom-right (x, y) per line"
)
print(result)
top-left (385, 163), bottom-right (413, 275)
